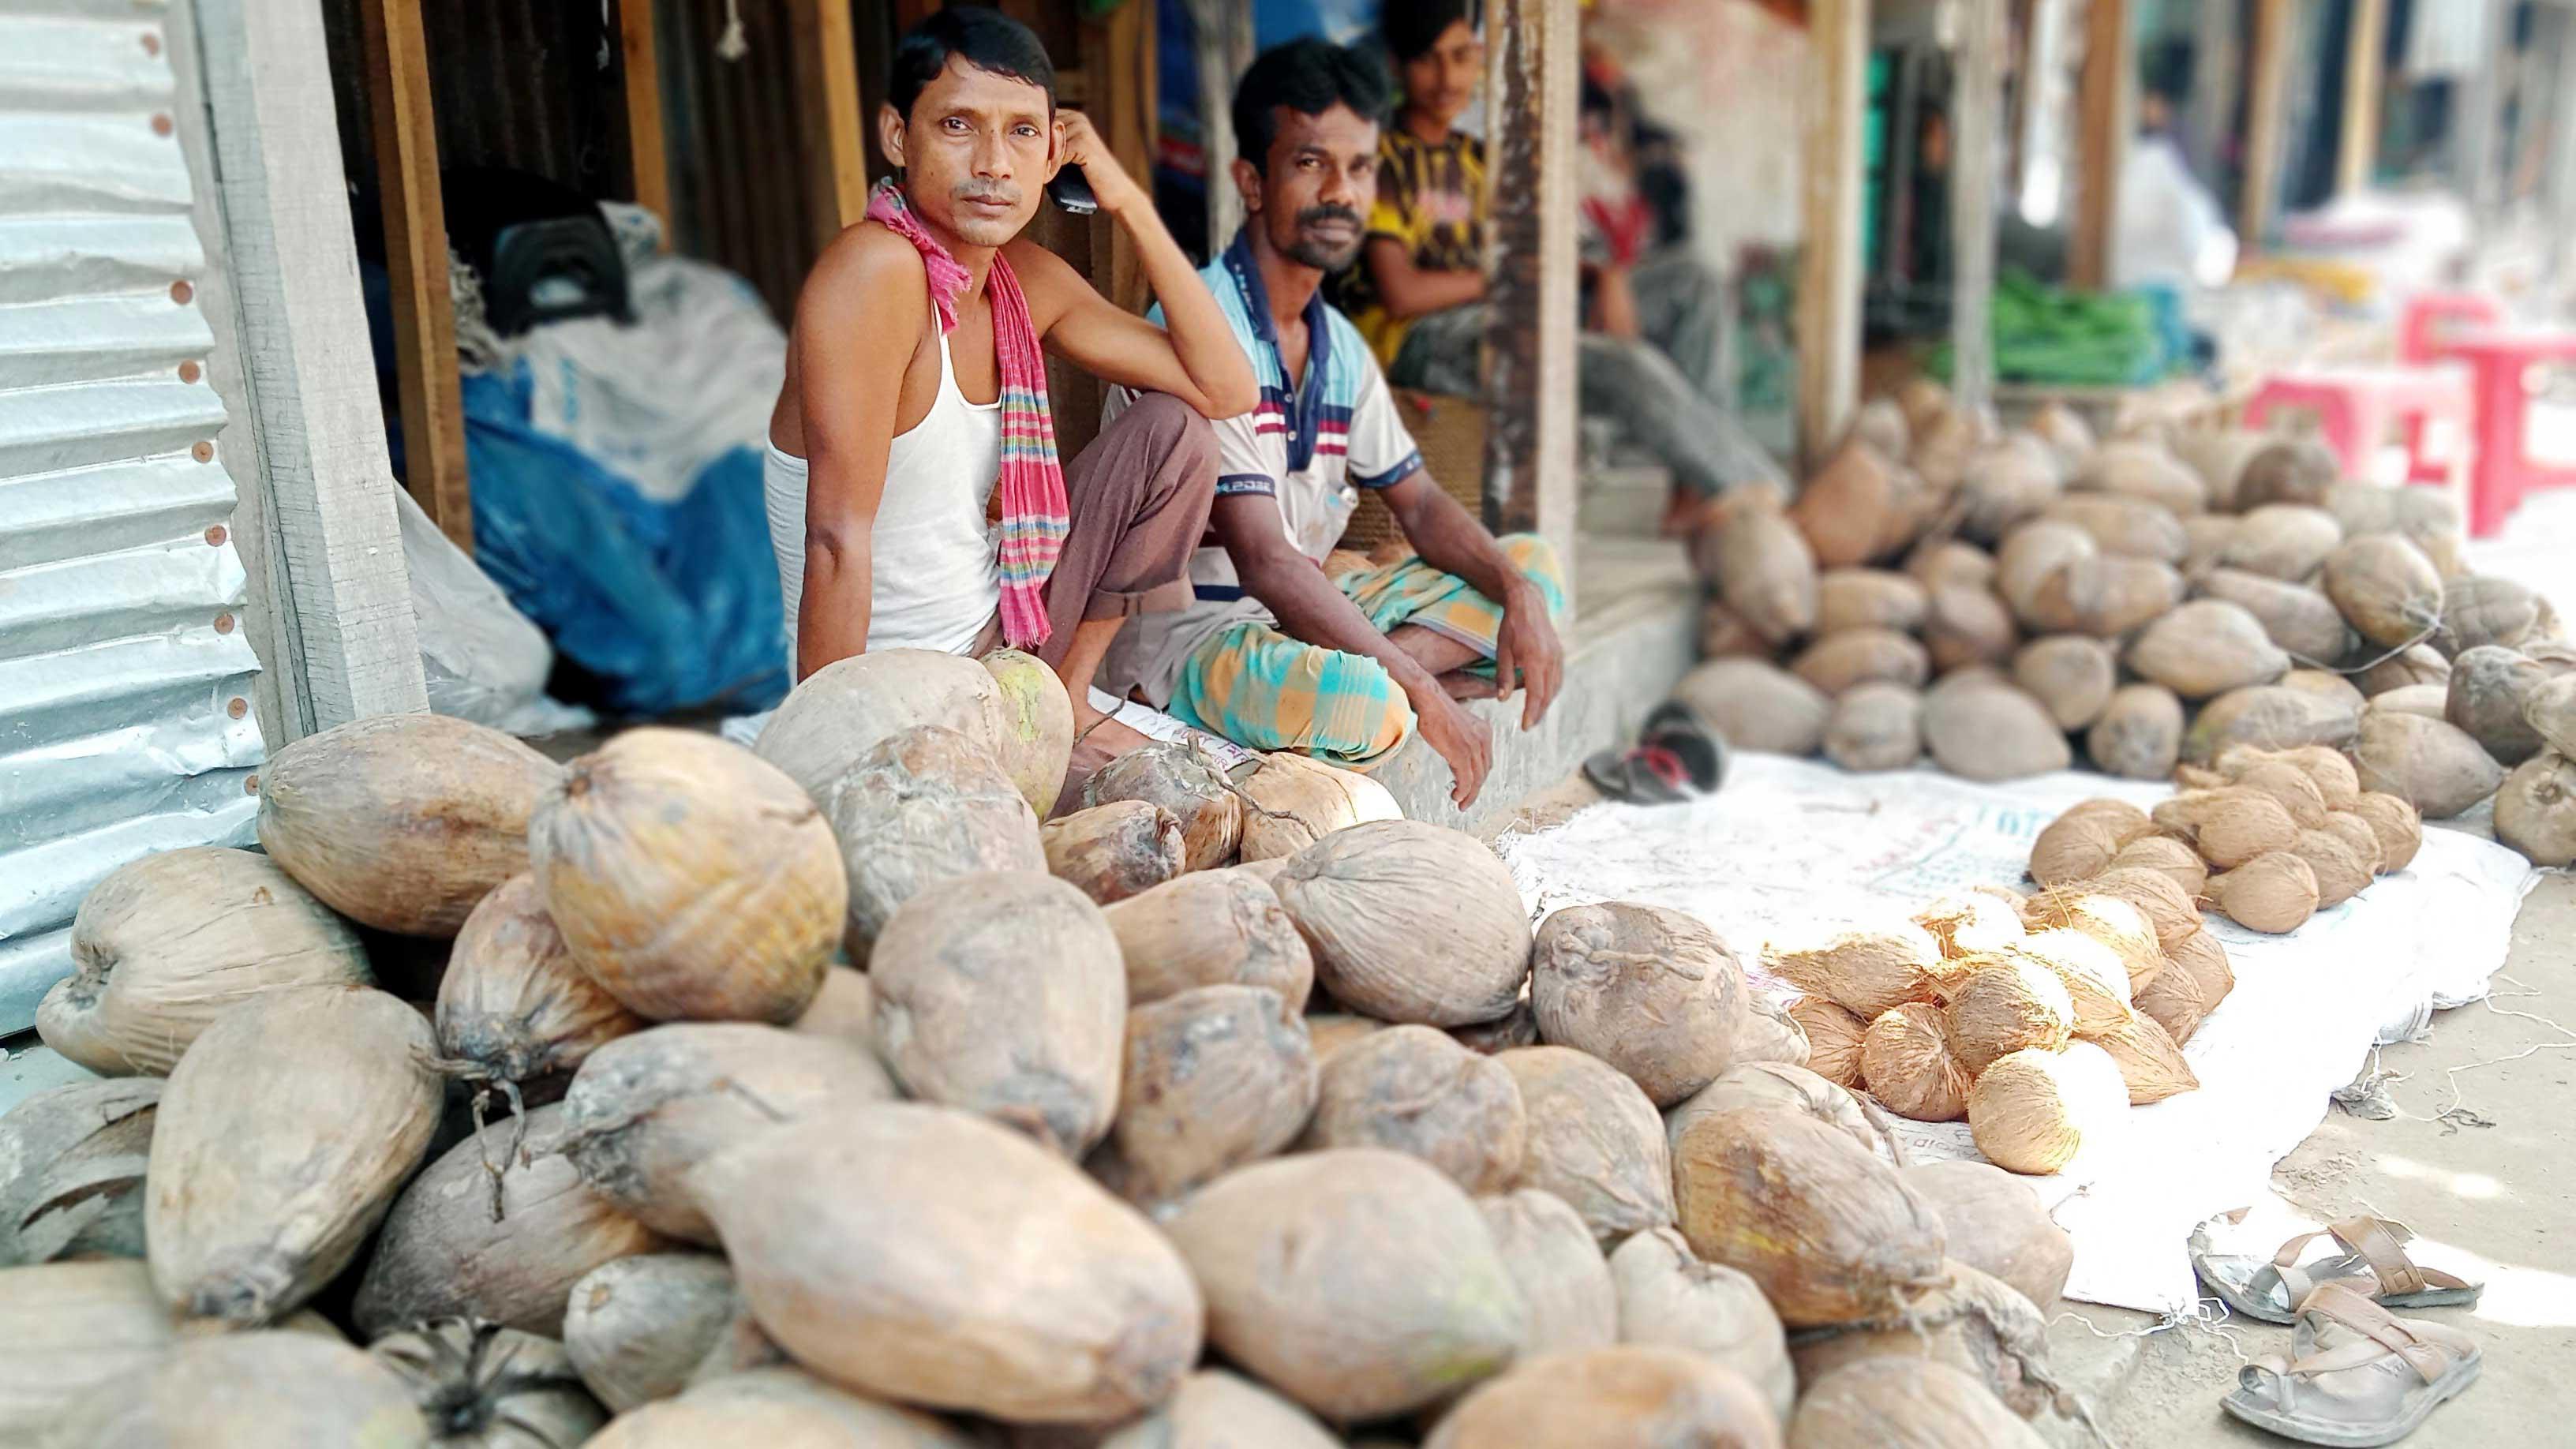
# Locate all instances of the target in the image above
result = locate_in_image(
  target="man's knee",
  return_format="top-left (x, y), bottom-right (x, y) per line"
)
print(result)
top-left (1496, 534), bottom-right (1568, 619)
top-left (1316, 655), bottom-right (1417, 769)
top-left (1117, 391), bottom-right (1219, 480)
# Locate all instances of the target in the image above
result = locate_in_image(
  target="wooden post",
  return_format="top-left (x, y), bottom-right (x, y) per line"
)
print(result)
top-left (193, 0), bottom-right (430, 730)
top-left (357, 0), bottom-right (470, 552)
top-left (1084, 0), bottom-right (1157, 313)
top-left (2238, 0), bottom-right (2293, 249)
top-left (1950, 0), bottom-right (2004, 417)
top-left (1799, 0), bottom-right (1868, 464)
top-left (1480, 0), bottom-right (1579, 580)
top-left (794, 0), bottom-right (871, 249)
top-left (2337, 0), bottom-right (2387, 196)
top-left (618, 0), bottom-right (672, 234)
top-left (2551, 14), bottom-right (2576, 291)
top-left (2069, 0), bottom-right (2132, 290)
top-left (1184, 0), bottom-right (1256, 257)
top-left (2457, 0), bottom-right (2508, 230)
top-left (2184, 0), bottom-right (2237, 189)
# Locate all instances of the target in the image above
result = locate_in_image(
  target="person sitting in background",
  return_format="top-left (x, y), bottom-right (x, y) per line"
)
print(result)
top-left (1102, 38), bottom-right (1567, 810)
top-left (1342, 2), bottom-right (1788, 531)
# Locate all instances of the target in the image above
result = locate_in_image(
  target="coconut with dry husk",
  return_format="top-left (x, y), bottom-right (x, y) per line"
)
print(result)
top-left (1297, 1024), bottom-right (1526, 1194)
top-left (47, 1327), bottom-right (432, 1447)
top-left (1967, 1043), bottom-right (2129, 1175)
top-left (815, 724), bottom-right (1045, 964)
top-left (1694, 486), bottom-right (1820, 641)
top-left (1671, 658), bottom-right (1834, 754)
top-left (1765, 919), bottom-right (1946, 1019)
top-left (1605, 1225), bottom-right (1796, 1420)
top-left (1903, 1160), bottom-right (2074, 1307)
top-left (1790, 1358), bottom-right (2050, 1447)
top-left (1477, 1188), bottom-right (1618, 1357)
top-left (369, 1318), bottom-right (608, 1449)
top-left (1424, 1344), bottom-right (1780, 1449)
top-left (0, 1077), bottom-right (158, 1267)
top-left (1099, 867), bottom-right (1313, 1013)
top-left (2087, 683), bottom-right (2186, 778)
top-left (581, 1368), bottom-right (974, 1446)
top-left (433, 872), bottom-right (646, 1107)
top-left (1083, 739), bottom-right (1244, 871)
top-left (1499, 1046), bottom-right (1675, 1243)
top-left (1275, 821), bottom-right (1533, 1028)
top-left (1100, 985), bottom-right (1318, 1207)
top-left (1530, 901), bottom-right (1747, 1107)
top-left (1664, 1061), bottom-right (1907, 1168)
top-left (1791, 996), bottom-right (1870, 1089)
top-left (1788, 1258), bottom-right (2061, 1421)
top-left (752, 647), bottom-right (1012, 798)
top-left (1041, 800), bottom-right (1187, 905)
top-left (561, 1253), bottom-right (738, 1412)
top-left (1232, 751), bottom-right (1405, 860)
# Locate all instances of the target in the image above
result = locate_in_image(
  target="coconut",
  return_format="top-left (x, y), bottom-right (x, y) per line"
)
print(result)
top-left (2445, 646), bottom-right (2552, 766)
top-left (979, 648), bottom-right (1079, 814)
top-left (254, 714), bottom-right (560, 937)
top-left (1788, 1259), bottom-right (2057, 1421)
top-left (2528, 673), bottom-right (2576, 756)
top-left (2351, 792), bottom-right (2424, 871)
top-left (2023, 554), bottom-right (2189, 638)
top-left (2436, 576), bottom-right (2541, 657)
top-left (1499, 1046), bottom-right (1675, 1243)
top-left (2027, 812), bottom-right (2123, 888)
top-left (1106, 986), bottom-right (1318, 1207)
top-left (2027, 402), bottom-right (2095, 470)
top-left (753, 648), bottom-right (1012, 798)
top-left (1423, 1345), bottom-right (1779, 1449)
top-left (1664, 1061), bottom-right (1906, 1169)
top-left (35, 848), bottom-right (370, 1077)
top-left (1990, 937), bottom-right (2128, 1040)
top-left (2135, 955), bottom-right (2217, 1061)
top-left (1925, 682), bottom-right (2075, 783)
top-left (2317, 811), bottom-right (2388, 878)
top-left (2026, 869), bottom-right (2195, 954)
top-left (1670, 657), bottom-right (1833, 754)
top-left (2182, 682), bottom-right (2361, 765)
top-left (871, 871), bottom-right (1125, 1158)
top-left (2086, 1010), bottom-right (2200, 1105)
top-left (2181, 514), bottom-right (2241, 578)
top-left (1695, 489), bottom-right (1821, 640)
top-left (1791, 630), bottom-right (1930, 696)
top-left (1790, 439), bottom-right (1908, 568)
top-left (2163, 928), bottom-right (2236, 1010)
top-left (2207, 851), bottom-right (2320, 933)
top-left (146, 986), bottom-right (442, 1326)
top-left (1790, 1357), bottom-right (2049, 1447)
top-left (1671, 1106), bottom-right (1947, 1327)
top-left (1908, 540), bottom-right (1998, 594)
top-left (1041, 801), bottom-right (1187, 906)
top-left (2219, 743), bottom-right (2364, 811)
top-left (1164, 1148), bottom-right (1522, 1421)
top-left (1306, 1012), bottom-right (1390, 1061)
top-left (2496, 752), bottom-right (2576, 866)
top-left (1904, 1161), bottom-right (2074, 1308)
top-left (1099, 868), bottom-right (1313, 1015)
top-left (816, 724), bottom-right (1046, 963)
top-left (582, 1368), bottom-right (975, 1446)
top-left (1791, 997), bottom-right (1870, 1088)
top-left (2286, 828), bottom-right (2374, 909)
top-left (1852, 395), bottom-right (1915, 456)
top-left (1732, 994), bottom-right (1813, 1068)
top-left (1531, 901), bottom-right (1746, 1106)
top-left (1766, 921), bottom-right (1945, 1017)
top-left (1275, 821), bottom-right (1532, 1028)
top-left (2323, 536), bottom-right (2445, 648)
top-left (432, 871), bottom-right (646, 1096)
top-left (2125, 601), bottom-right (2292, 699)
top-left (47, 1328), bottom-right (431, 1447)
top-left (1295, 1024), bottom-right (1524, 1196)
top-left (1824, 682), bottom-right (1925, 771)
top-left (1604, 1227), bottom-right (1795, 1420)
top-left (1817, 569), bottom-right (1930, 635)
top-left (556, 1022), bottom-right (896, 1243)
top-left (2357, 643), bottom-right (2454, 696)
top-left (1911, 891), bottom-right (2030, 961)
top-left (2084, 684), bottom-right (2185, 779)
top-left (370, 1319), bottom-right (608, 1449)
top-left (1699, 597), bottom-right (1770, 657)
top-left (1922, 586), bottom-right (2020, 672)
top-left (1083, 741), bottom-right (1243, 871)
top-left (2152, 786), bottom-right (2301, 868)
top-left (2228, 759), bottom-right (2333, 828)
top-left (2349, 711), bottom-right (2507, 818)
top-left (2197, 568), bottom-right (2361, 662)
top-left (1233, 751), bottom-right (1405, 860)
top-left (2221, 505), bottom-right (2344, 582)
top-left (2042, 492), bottom-right (2187, 562)
top-left (2102, 835), bottom-right (2206, 899)
top-left (0, 1259), bottom-right (180, 1432)
top-left (354, 1103), bottom-right (667, 1339)
top-left (2007, 637), bottom-right (2115, 731)
top-left (1088, 1370), bottom-right (1341, 1449)
top-left (1965, 1044), bottom-right (2128, 1176)
top-left (2373, 682), bottom-right (2451, 719)
top-left (691, 1103), bottom-right (1203, 1424)
top-left (2076, 439), bottom-right (2207, 514)
top-left (1451, 999), bottom-right (1543, 1054)
top-left (0, 1078), bottom-right (156, 1267)
top-left (1859, 1004), bottom-right (1971, 1122)
top-left (789, 966), bottom-right (874, 1046)
top-left (1943, 962), bottom-right (2074, 1075)
top-left (1476, 1189), bottom-right (1617, 1357)
top-left (562, 1253), bottom-right (737, 1411)
top-left (1994, 521), bottom-right (2096, 614)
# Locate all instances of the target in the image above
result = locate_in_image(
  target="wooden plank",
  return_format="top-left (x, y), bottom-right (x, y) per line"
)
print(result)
top-left (2336, 0), bottom-right (2387, 196)
top-left (617, 0), bottom-right (672, 234)
top-left (193, 0), bottom-right (430, 730)
top-left (1480, 0), bottom-right (1582, 584)
top-left (2069, 0), bottom-right (2131, 290)
top-left (1949, 0), bottom-right (2004, 417)
top-left (1798, 0), bottom-right (1868, 464)
top-left (793, 0), bottom-right (871, 250)
top-left (1182, 0), bottom-right (1256, 256)
top-left (2238, 0), bottom-right (2293, 249)
top-left (1081, 0), bottom-right (1157, 313)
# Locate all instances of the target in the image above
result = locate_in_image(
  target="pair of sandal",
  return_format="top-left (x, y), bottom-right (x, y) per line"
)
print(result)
top-left (1581, 700), bottom-right (1728, 804)
top-left (2193, 1217), bottom-right (2484, 1445)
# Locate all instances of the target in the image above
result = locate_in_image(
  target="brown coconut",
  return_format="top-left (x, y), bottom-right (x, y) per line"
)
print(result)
top-left (1817, 569), bottom-right (1930, 635)
top-left (1923, 586), bottom-right (2021, 672)
top-left (2151, 786), bottom-right (2301, 868)
top-left (2350, 711), bottom-right (2507, 818)
top-left (1995, 521), bottom-right (2097, 615)
top-left (1792, 629), bottom-right (1931, 695)
top-left (1042, 801), bottom-right (1187, 906)
top-left (818, 724), bottom-right (1046, 962)
top-left (2138, 929), bottom-right (2233, 1043)
top-left (688, 1103), bottom-right (1204, 1425)
top-left (354, 1103), bottom-right (668, 1338)
top-left (2183, 683), bottom-right (2362, 765)
top-left (1998, 935), bottom-right (2132, 1038)
top-left (48, 1328), bottom-right (431, 1447)
top-left (1788, 1259), bottom-right (2057, 1422)
top-left (2207, 851), bottom-right (2320, 933)
top-left (1164, 1148), bottom-right (1522, 1421)
top-left (1944, 962), bottom-right (2075, 1075)
top-left (1904, 1160), bottom-right (2074, 1308)
top-left (2433, 575), bottom-right (2540, 657)
top-left (36, 848), bottom-right (369, 1078)
top-left (1275, 821), bottom-right (1533, 1028)
top-left (556, 1022), bottom-right (896, 1243)
top-left (1306, 1012), bottom-right (1390, 1061)
top-left (2198, 568), bottom-right (2361, 662)
top-left (1824, 682), bottom-right (1925, 771)
top-left (1500, 1046), bottom-right (1675, 1243)
top-left (2041, 493), bottom-right (2187, 562)
top-left (1233, 751), bottom-right (1405, 860)
top-left (2227, 759), bottom-right (2333, 828)
top-left (1100, 868), bottom-right (1313, 1014)
top-left (2352, 792), bottom-right (2425, 872)
top-left (2106, 834), bottom-right (2209, 898)
top-left (1672, 658), bottom-right (1834, 754)
top-left (1733, 993), bottom-right (1814, 1068)
top-left (2218, 743), bottom-right (2364, 809)
top-left (2323, 536), bottom-right (2446, 648)
top-left (2027, 893), bottom-right (2162, 992)
top-left (1911, 891), bottom-right (2031, 961)
top-left (2445, 646), bottom-right (2553, 766)
top-left (369, 1318), bottom-right (608, 1448)
top-left (2076, 439), bottom-right (2207, 514)
top-left (1695, 489), bottom-right (1821, 641)
top-left (788, 965), bottom-right (874, 1046)
top-left (1790, 1357), bottom-right (2049, 1447)
top-left (562, 1253), bottom-right (738, 1411)
top-left (147, 986), bottom-right (442, 1326)
top-left (2287, 828), bottom-right (2375, 908)
top-left (2085, 684), bottom-right (2185, 779)
top-left (2010, 637), bottom-right (2116, 730)
top-left (2087, 1010), bottom-right (2200, 1105)
top-left (1423, 1345), bottom-right (1780, 1449)
top-left (2496, 752), bottom-right (2576, 866)
top-left (1766, 920), bottom-right (1945, 1018)
top-left (1451, 999), bottom-right (1543, 1054)
top-left (2027, 812), bottom-right (2125, 888)
top-left (2028, 402), bottom-right (2096, 470)
top-left (1107, 985), bottom-right (1319, 1206)
top-left (1605, 1226), bottom-right (1796, 1420)
top-left (1670, 1106), bottom-right (1948, 1327)
top-left (2374, 682), bottom-right (2452, 719)
top-left (1084, 740), bottom-right (1243, 871)
top-left (2318, 811), bottom-right (2389, 876)
top-left (751, 647), bottom-right (1012, 800)
top-left (2222, 505), bottom-right (2345, 582)
top-left (2027, 867), bottom-right (2196, 952)
top-left (255, 713), bottom-right (560, 937)
top-left (0, 1259), bottom-right (183, 1432)
top-left (1853, 395), bottom-right (1916, 456)
top-left (1790, 439), bottom-right (1907, 568)
top-left (1792, 997), bottom-right (1870, 1089)
top-left (1923, 683), bottom-right (2074, 782)
top-left (582, 1368), bottom-right (975, 1446)
top-left (434, 871), bottom-right (646, 1093)
top-left (1700, 597), bottom-right (1771, 658)
top-left (0, 1078), bottom-right (156, 1267)
top-left (1477, 1189), bottom-right (1618, 1356)
top-left (1908, 540), bottom-right (1998, 594)
top-left (2126, 601), bottom-right (2292, 699)
top-left (2019, 554), bottom-right (2188, 638)
top-left (1299, 1024), bottom-right (1526, 1193)
top-left (1859, 1003), bottom-right (1971, 1122)
top-left (1089, 1369), bottom-right (1342, 1449)
top-left (1531, 901), bottom-right (1747, 1106)
top-left (1966, 1043), bottom-right (2129, 1175)
top-left (2357, 643), bottom-right (2454, 696)
top-left (979, 647), bottom-right (1079, 815)
top-left (1664, 1061), bottom-right (1907, 1169)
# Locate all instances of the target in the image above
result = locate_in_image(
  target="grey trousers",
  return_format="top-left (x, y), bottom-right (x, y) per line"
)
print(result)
top-left (1387, 248), bottom-right (1788, 499)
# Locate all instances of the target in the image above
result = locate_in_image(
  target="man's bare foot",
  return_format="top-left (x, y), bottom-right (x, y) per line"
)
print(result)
top-left (1051, 710), bottom-right (1159, 817)
top-left (1440, 670), bottom-right (1501, 702)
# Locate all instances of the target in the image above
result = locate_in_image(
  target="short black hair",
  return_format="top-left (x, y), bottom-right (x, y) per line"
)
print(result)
top-left (1230, 37), bottom-right (1391, 174)
top-left (888, 6), bottom-right (1055, 124)
top-left (1384, 0), bottom-right (1477, 67)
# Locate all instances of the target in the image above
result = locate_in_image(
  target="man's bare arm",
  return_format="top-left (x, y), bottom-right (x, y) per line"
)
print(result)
top-left (794, 228), bottom-right (923, 680)
top-left (1363, 235), bottom-right (1487, 320)
top-left (1381, 469), bottom-right (1563, 728)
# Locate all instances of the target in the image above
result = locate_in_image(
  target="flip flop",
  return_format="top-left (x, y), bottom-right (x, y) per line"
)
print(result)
top-left (2222, 1282), bottom-right (2481, 1446)
top-left (1583, 701), bottom-right (1728, 804)
top-left (2193, 1217), bottom-right (2483, 1326)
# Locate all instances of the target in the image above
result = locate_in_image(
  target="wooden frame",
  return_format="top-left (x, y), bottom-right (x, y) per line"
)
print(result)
top-left (1479, 0), bottom-right (1581, 581)
top-left (1949, 0), bottom-right (2005, 417)
top-left (1799, 0), bottom-right (1868, 463)
top-left (2237, 0), bottom-right (2293, 248)
top-left (795, 0), bottom-right (873, 250)
top-left (620, 0), bottom-right (672, 233)
top-left (2069, 0), bottom-right (2131, 290)
top-left (2336, 0), bottom-right (2388, 196)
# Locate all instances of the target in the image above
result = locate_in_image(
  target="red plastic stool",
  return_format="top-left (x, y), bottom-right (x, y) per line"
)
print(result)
top-left (2433, 327), bottom-right (2576, 538)
top-left (2398, 291), bottom-right (2503, 365)
top-left (2241, 367), bottom-right (2473, 519)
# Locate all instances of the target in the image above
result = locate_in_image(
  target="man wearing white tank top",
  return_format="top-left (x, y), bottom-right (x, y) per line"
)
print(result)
top-left (765, 7), bottom-right (1257, 781)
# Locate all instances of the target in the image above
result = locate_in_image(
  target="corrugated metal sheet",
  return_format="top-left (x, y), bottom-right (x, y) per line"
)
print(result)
top-left (0, 0), bottom-right (265, 1033)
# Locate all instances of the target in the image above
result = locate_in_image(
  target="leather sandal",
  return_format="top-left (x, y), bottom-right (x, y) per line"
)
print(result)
top-left (2222, 1282), bottom-right (2481, 1445)
top-left (1582, 700), bottom-right (1728, 805)
top-left (2194, 1216), bottom-right (2483, 1326)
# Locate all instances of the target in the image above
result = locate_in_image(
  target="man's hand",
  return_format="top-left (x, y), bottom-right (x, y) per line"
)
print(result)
top-left (1491, 584), bottom-right (1565, 730)
top-left (1413, 685), bottom-right (1492, 809)
top-left (1056, 110), bottom-right (1146, 215)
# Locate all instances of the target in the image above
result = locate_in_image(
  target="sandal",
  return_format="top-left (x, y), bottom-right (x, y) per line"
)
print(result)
top-left (1583, 701), bottom-right (1728, 805)
top-left (2194, 1216), bottom-right (2483, 1326)
top-left (2222, 1282), bottom-right (2481, 1446)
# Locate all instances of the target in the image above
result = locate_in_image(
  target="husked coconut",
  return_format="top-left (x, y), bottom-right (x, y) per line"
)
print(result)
top-left (1788, 1260), bottom-right (2058, 1421)
top-left (1791, 439), bottom-right (1911, 568)
top-left (1966, 1043), bottom-right (2129, 1175)
top-left (2182, 683), bottom-right (2361, 764)
top-left (2351, 792), bottom-right (2424, 870)
top-left (1298, 1026), bottom-right (1524, 1193)
top-left (2286, 828), bottom-right (2374, 909)
top-left (2496, 753), bottom-right (2576, 866)
top-left (354, 1103), bottom-right (668, 1338)
top-left (979, 648), bottom-right (1078, 815)
top-left (2323, 536), bottom-right (2446, 648)
top-left (2107, 835), bottom-right (2209, 898)
top-left (370, 1318), bottom-right (607, 1448)
top-left (0, 1259), bottom-right (179, 1432)
top-left (1694, 489), bottom-right (1820, 640)
top-left (1531, 901), bottom-right (1747, 1106)
top-left (2317, 812), bottom-right (2388, 877)
top-left (2086, 684), bottom-right (2185, 779)
top-left (2447, 646), bottom-right (2552, 766)
top-left (1670, 1107), bottom-right (1947, 1327)
top-left (871, 871), bottom-right (1125, 1157)
top-left (2006, 936), bottom-right (2133, 1038)
top-left (818, 724), bottom-right (1045, 962)
top-left (1944, 962), bottom-right (2074, 1074)
top-left (1907, 540), bottom-right (1998, 594)
top-left (2225, 759), bottom-right (2332, 828)
top-left (689, 1104), bottom-right (1204, 1424)
top-left (47, 1329), bottom-right (429, 1447)
top-left (2218, 743), bottom-right (2364, 810)
top-left (752, 648), bottom-right (1011, 800)
top-left (1791, 997), bottom-right (1869, 1088)
top-left (1790, 1358), bottom-right (2049, 1447)
top-left (1859, 1004), bottom-right (1971, 1122)
top-left (1499, 1046), bottom-right (1674, 1242)
top-left (1107, 985), bottom-right (1318, 1206)
top-left (1606, 1226), bottom-right (1795, 1419)
top-left (256, 713), bottom-right (560, 936)
top-left (1084, 740), bottom-right (1244, 871)
top-left (2197, 568), bottom-right (2360, 662)
top-left (2011, 637), bottom-right (2116, 730)
top-left (1671, 658), bottom-right (1833, 754)
top-left (2027, 812), bottom-right (2125, 888)
top-left (1922, 586), bottom-right (2020, 672)
top-left (148, 986), bottom-right (443, 1327)
top-left (1042, 801), bottom-right (1186, 905)
top-left (1095, 1370), bottom-right (1340, 1449)
top-left (1477, 1189), bottom-right (1618, 1355)
top-left (1275, 821), bottom-right (1533, 1027)
top-left (2220, 505), bottom-right (2343, 582)
top-left (1923, 683), bottom-right (2072, 782)
top-left (2208, 851), bottom-right (2321, 934)
top-left (2126, 601), bottom-right (2291, 699)
top-left (2023, 893), bottom-right (2160, 991)
top-left (1423, 1345), bottom-right (1779, 1449)
top-left (1766, 920), bottom-right (1945, 1018)
top-left (434, 872), bottom-right (646, 1094)
top-left (1817, 569), bottom-right (1930, 635)
top-left (2152, 787), bottom-right (2300, 868)
top-left (2350, 711), bottom-right (2507, 817)
top-left (1904, 1161), bottom-right (2074, 1307)
top-left (1664, 1061), bottom-right (1906, 1168)
top-left (2085, 1010), bottom-right (2201, 1105)
top-left (562, 1253), bottom-right (738, 1411)
top-left (1163, 1148), bottom-right (1523, 1421)
top-left (582, 1368), bottom-right (974, 1446)
top-left (1233, 751), bottom-right (1403, 860)
top-left (2025, 869), bottom-right (2196, 953)
top-left (1824, 682), bottom-right (1924, 771)
top-left (556, 1022), bottom-right (896, 1243)
top-left (1911, 891), bottom-right (2029, 960)
top-left (36, 848), bottom-right (369, 1077)
top-left (1101, 868), bottom-right (1313, 1013)
top-left (0, 1078), bottom-right (156, 1266)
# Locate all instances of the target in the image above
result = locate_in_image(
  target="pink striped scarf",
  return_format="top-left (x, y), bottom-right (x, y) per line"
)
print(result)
top-left (866, 179), bottom-right (1067, 648)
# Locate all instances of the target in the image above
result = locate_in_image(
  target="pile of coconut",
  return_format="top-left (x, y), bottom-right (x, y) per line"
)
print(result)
top-left (1682, 381), bottom-right (2571, 856)
top-left (4, 648), bottom-right (2092, 1446)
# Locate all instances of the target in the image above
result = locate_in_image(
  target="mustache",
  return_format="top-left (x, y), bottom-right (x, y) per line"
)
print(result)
top-left (952, 179), bottom-right (1023, 207)
top-left (1295, 204), bottom-right (1363, 230)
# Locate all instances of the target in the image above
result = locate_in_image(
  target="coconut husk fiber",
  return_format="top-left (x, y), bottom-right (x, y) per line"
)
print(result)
top-left (1790, 997), bottom-right (1869, 1089)
top-left (1966, 1044), bottom-right (2130, 1176)
top-left (1500, 1046), bottom-right (1675, 1244)
top-left (1276, 822), bottom-right (1533, 1028)
top-left (1671, 1106), bottom-right (1946, 1327)
top-left (1765, 921), bottom-right (1945, 1019)
top-left (0, 1077), bottom-right (157, 1267)
top-left (1423, 1345), bottom-right (1780, 1449)
top-left (1531, 901), bottom-right (1747, 1107)
top-left (1297, 1024), bottom-right (1526, 1194)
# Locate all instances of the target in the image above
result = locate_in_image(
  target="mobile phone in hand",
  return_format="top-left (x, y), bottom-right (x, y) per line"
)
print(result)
top-left (1048, 168), bottom-right (1099, 215)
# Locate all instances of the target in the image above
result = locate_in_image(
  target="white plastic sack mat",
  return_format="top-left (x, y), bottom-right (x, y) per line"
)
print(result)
top-left (398, 485), bottom-right (593, 739)
top-left (1496, 753), bottom-right (2538, 1313)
